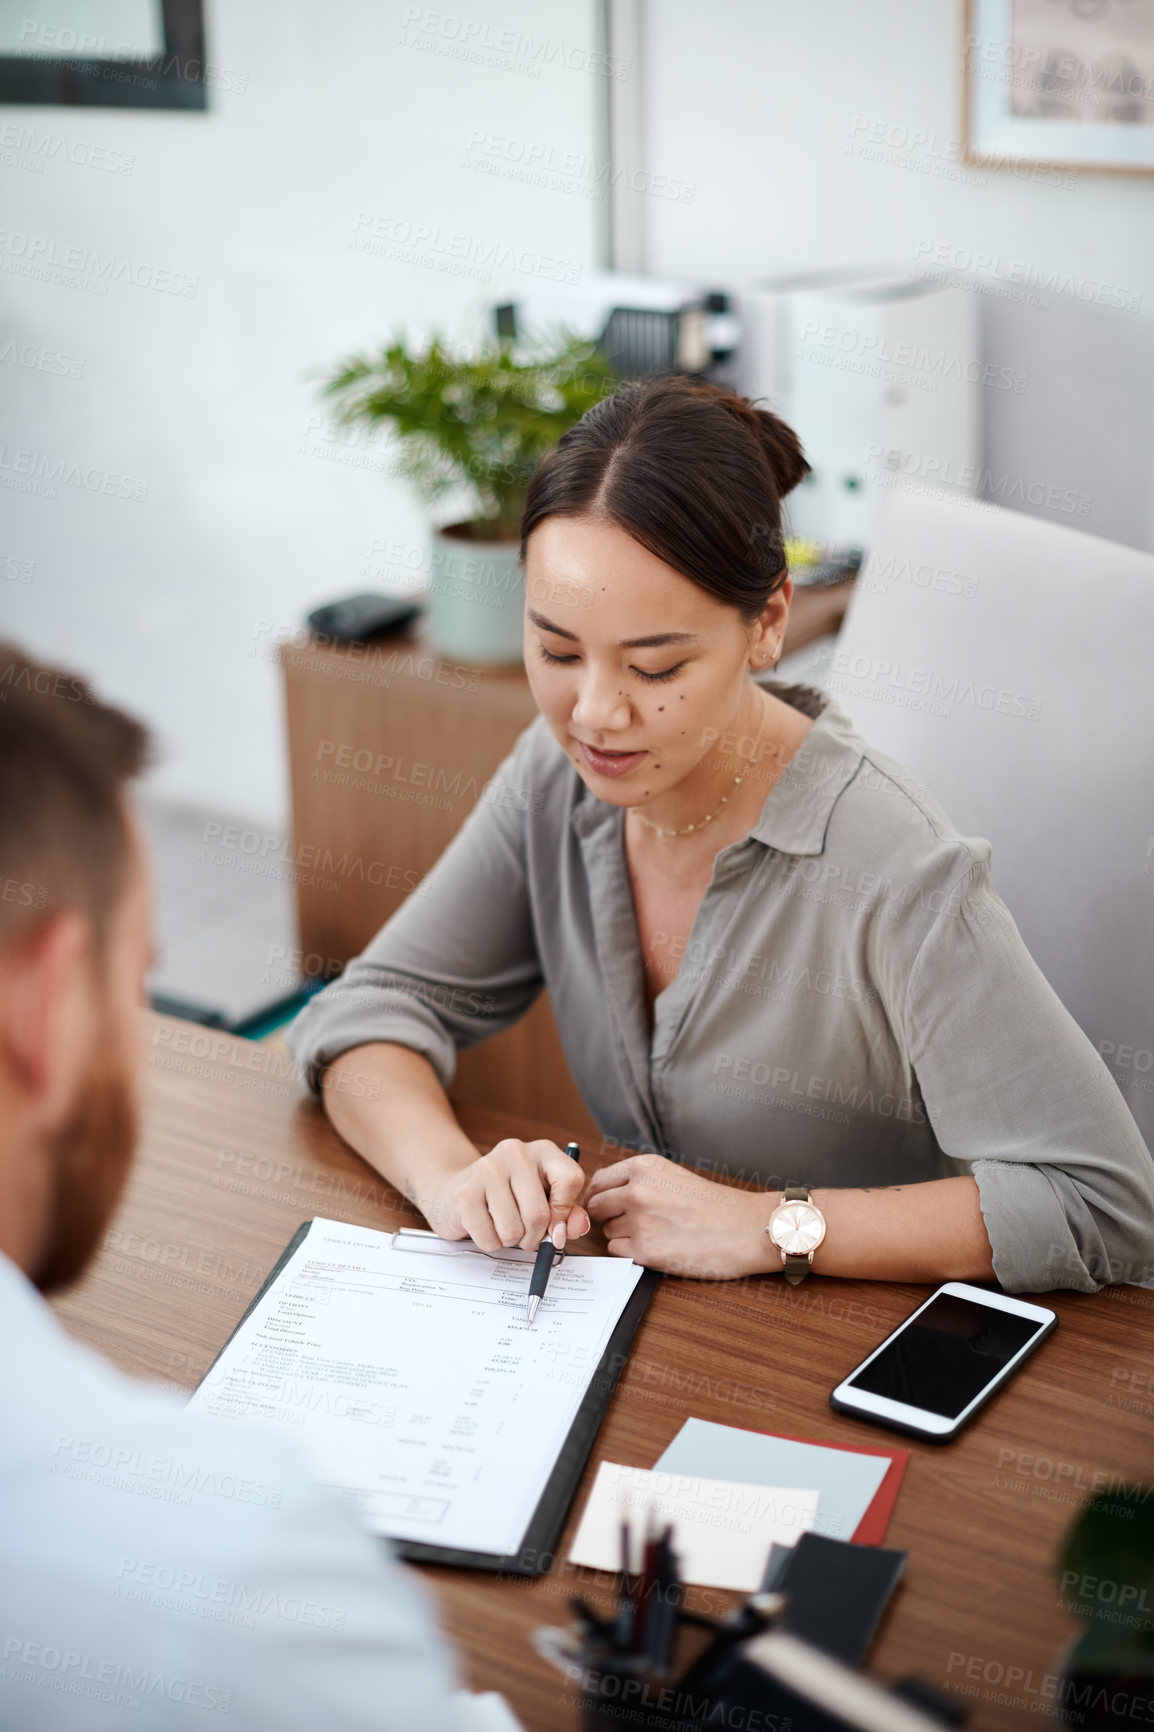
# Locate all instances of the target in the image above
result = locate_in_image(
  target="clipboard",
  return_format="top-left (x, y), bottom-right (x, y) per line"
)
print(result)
top-left (193, 1219), bottom-right (661, 1577)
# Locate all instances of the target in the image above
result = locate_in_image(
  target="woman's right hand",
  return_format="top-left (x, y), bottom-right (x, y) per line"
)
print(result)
top-left (423, 1138), bottom-right (591, 1253)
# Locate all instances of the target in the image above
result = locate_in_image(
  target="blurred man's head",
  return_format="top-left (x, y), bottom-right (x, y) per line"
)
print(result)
top-left (0, 645), bottom-right (152, 1293)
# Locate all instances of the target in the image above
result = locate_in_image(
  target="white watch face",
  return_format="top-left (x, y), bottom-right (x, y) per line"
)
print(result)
top-left (771, 1201), bottom-right (826, 1255)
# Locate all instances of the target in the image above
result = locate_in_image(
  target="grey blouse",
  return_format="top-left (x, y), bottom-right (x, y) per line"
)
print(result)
top-left (286, 677), bottom-right (1154, 1294)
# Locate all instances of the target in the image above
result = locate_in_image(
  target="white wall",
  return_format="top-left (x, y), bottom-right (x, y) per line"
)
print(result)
top-left (0, 0), bottom-right (603, 825)
top-left (635, 0), bottom-right (1154, 553)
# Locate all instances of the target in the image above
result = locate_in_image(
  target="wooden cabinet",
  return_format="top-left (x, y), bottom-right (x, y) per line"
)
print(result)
top-left (279, 634), bottom-right (601, 1137)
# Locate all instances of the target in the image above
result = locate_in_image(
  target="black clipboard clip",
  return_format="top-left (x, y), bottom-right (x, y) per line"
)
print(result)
top-left (390, 1227), bottom-right (565, 1271)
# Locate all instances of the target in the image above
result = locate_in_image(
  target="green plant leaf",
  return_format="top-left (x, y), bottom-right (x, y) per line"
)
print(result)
top-left (1058, 1488), bottom-right (1154, 1674)
top-left (321, 328), bottom-right (621, 536)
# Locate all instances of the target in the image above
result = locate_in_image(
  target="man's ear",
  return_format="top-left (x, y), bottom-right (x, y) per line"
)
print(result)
top-left (0, 912), bottom-right (95, 1103)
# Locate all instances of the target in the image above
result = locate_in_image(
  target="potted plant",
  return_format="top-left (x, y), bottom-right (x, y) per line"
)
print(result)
top-left (322, 331), bottom-right (620, 663)
top-left (1055, 1487), bottom-right (1154, 1730)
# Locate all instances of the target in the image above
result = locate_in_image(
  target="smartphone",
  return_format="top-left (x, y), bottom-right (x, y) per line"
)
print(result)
top-left (830, 1281), bottom-right (1057, 1442)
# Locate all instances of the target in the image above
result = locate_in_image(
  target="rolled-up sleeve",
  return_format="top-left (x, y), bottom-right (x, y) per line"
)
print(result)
top-left (902, 848), bottom-right (1154, 1293)
top-left (284, 726), bottom-right (545, 1094)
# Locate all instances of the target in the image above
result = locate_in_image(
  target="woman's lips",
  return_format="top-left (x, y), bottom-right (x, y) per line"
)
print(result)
top-left (577, 741), bottom-right (648, 779)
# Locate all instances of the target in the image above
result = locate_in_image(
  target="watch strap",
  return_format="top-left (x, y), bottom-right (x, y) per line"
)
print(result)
top-left (782, 1182), bottom-right (813, 1285)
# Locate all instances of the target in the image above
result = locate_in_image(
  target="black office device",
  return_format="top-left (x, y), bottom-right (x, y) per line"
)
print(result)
top-left (761, 1532), bottom-right (907, 1667)
top-left (306, 592), bottom-right (421, 646)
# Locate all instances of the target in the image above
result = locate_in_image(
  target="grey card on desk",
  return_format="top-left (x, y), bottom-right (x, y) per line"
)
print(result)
top-left (655, 1420), bottom-right (890, 1542)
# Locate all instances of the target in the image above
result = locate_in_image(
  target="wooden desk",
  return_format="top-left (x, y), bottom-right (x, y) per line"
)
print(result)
top-left (53, 1015), bottom-right (1154, 1731)
top-left (279, 632), bottom-right (599, 1138)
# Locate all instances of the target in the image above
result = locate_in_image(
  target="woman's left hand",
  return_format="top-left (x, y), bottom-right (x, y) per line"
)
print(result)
top-left (583, 1153), bottom-right (776, 1279)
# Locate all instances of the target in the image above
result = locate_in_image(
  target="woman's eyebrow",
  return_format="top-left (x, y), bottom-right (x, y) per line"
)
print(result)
top-left (528, 609), bottom-right (579, 641)
top-left (527, 609), bottom-right (697, 650)
top-left (621, 631), bottom-right (697, 648)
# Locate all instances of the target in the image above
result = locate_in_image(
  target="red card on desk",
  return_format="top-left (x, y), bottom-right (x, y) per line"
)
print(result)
top-left (774, 1431), bottom-right (909, 1544)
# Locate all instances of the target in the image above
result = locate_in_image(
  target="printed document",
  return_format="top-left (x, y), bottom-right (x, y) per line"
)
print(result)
top-left (186, 1218), bottom-right (645, 1557)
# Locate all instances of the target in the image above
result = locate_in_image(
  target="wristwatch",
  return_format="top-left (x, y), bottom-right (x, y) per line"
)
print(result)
top-left (768, 1183), bottom-right (827, 1285)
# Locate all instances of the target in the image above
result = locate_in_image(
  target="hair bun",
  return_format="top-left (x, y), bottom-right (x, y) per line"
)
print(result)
top-left (521, 373), bottom-right (810, 621)
top-left (681, 381), bottom-right (811, 501)
top-left (750, 405), bottom-right (811, 500)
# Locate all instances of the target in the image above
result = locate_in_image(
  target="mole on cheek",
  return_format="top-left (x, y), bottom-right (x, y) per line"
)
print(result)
top-left (657, 706), bottom-right (664, 712)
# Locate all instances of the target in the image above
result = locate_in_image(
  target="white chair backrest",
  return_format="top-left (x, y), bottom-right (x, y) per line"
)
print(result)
top-left (822, 488), bottom-right (1154, 1147)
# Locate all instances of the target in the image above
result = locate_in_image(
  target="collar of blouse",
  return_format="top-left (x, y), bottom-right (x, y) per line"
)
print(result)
top-left (571, 680), bottom-right (867, 861)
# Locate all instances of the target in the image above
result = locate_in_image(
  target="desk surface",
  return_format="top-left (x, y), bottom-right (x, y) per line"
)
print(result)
top-left (53, 1016), bottom-right (1154, 1732)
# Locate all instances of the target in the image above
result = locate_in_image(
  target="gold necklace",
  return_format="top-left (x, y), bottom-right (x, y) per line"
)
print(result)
top-left (631, 690), bottom-right (770, 839)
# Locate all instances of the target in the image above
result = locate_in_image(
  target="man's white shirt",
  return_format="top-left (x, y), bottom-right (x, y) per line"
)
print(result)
top-left (0, 1251), bottom-right (464, 1729)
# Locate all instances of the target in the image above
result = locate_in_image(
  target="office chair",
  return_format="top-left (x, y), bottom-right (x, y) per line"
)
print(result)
top-left (816, 487), bottom-right (1154, 1156)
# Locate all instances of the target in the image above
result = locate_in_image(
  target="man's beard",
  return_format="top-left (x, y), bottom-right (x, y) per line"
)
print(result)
top-left (33, 1055), bottom-right (138, 1295)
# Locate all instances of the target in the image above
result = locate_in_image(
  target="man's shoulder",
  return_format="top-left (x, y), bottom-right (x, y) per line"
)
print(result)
top-left (0, 1262), bottom-right (358, 1566)
top-left (0, 1277), bottom-right (458, 1727)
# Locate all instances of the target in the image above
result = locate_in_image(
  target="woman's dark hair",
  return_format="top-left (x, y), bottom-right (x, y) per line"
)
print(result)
top-left (519, 375), bottom-right (811, 621)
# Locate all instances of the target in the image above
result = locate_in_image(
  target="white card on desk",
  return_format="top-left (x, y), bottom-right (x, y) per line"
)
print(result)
top-left (185, 1219), bottom-right (644, 1560)
top-left (655, 1419), bottom-right (891, 1542)
top-left (568, 1462), bottom-right (819, 1592)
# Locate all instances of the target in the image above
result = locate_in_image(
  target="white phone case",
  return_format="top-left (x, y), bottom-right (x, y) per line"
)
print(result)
top-left (829, 1281), bottom-right (1058, 1442)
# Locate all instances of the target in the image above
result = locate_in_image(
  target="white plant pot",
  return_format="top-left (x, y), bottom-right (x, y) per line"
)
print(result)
top-left (427, 523), bottom-right (524, 664)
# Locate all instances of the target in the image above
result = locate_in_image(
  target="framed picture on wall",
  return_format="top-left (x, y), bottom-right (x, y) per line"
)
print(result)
top-left (964, 0), bottom-right (1154, 174)
top-left (0, 0), bottom-right (207, 109)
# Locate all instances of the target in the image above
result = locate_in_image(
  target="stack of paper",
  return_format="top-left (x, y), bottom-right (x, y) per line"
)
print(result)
top-left (568, 1421), bottom-right (908, 1593)
top-left (656, 1420), bottom-right (898, 1543)
top-left (569, 1462), bottom-right (820, 1592)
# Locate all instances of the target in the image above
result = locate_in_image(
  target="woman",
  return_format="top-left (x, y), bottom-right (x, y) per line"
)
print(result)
top-left (286, 377), bottom-right (1154, 1293)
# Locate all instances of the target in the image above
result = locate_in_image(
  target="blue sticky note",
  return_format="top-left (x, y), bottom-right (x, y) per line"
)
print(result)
top-left (654, 1419), bottom-right (890, 1542)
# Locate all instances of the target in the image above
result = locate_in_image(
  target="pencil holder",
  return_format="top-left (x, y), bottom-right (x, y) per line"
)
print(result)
top-left (573, 1642), bottom-right (700, 1732)
top-left (564, 1600), bottom-right (714, 1732)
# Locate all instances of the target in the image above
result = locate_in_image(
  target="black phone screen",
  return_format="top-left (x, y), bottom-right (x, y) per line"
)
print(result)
top-left (845, 1294), bottom-right (1046, 1419)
